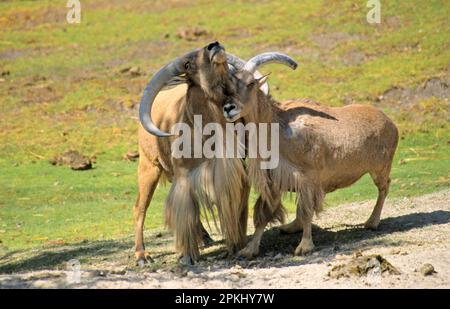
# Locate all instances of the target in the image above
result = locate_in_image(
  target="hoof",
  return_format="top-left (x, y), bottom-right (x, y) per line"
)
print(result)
top-left (237, 246), bottom-right (258, 260)
top-left (135, 251), bottom-right (154, 267)
top-left (294, 239), bottom-right (315, 256)
top-left (137, 260), bottom-right (146, 268)
top-left (179, 255), bottom-right (195, 266)
top-left (364, 219), bottom-right (380, 230)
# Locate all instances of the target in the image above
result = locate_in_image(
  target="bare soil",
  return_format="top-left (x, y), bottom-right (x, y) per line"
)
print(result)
top-left (0, 189), bottom-right (448, 289)
top-left (377, 76), bottom-right (450, 108)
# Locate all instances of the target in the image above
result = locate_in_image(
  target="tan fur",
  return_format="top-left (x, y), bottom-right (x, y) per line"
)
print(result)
top-left (230, 71), bottom-right (399, 258)
top-left (189, 157), bottom-right (248, 250)
top-left (134, 47), bottom-right (249, 264)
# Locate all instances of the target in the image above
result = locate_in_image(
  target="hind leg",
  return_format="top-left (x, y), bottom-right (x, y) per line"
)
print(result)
top-left (294, 186), bottom-right (324, 256)
top-left (134, 156), bottom-right (161, 264)
top-left (294, 211), bottom-right (314, 256)
top-left (365, 168), bottom-right (391, 230)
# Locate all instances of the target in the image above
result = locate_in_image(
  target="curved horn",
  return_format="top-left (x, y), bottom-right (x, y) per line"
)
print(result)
top-left (226, 53), bottom-right (246, 72)
top-left (139, 50), bottom-right (198, 137)
top-left (226, 53), bottom-right (270, 95)
top-left (243, 52), bottom-right (298, 74)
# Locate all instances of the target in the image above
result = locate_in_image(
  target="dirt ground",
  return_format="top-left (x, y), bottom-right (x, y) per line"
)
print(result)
top-left (0, 189), bottom-right (449, 289)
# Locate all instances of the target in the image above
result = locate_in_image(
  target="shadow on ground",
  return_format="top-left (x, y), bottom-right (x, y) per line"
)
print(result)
top-left (202, 210), bottom-right (450, 268)
top-left (0, 239), bottom-right (134, 274)
top-left (1, 210), bottom-right (449, 274)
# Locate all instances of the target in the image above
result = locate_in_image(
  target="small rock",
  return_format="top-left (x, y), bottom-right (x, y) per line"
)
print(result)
top-left (129, 66), bottom-right (142, 77)
top-left (97, 270), bottom-right (107, 277)
top-left (420, 263), bottom-right (436, 276)
top-left (176, 27), bottom-right (208, 41)
top-left (88, 270), bottom-right (107, 277)
top-left (120, 66), bottom-right (131, 74)
top-left (50, 150), bottom-right (93, 171)
top-left (187, 271), bottom-right (195, 277)
top-left (354, 250), bottom-right (363, 258)
top-left (390, 249), bottom-right (401, 255)
top-left (119, 66), bottom-right (142, 77)
top-left (124, 150), bottom-right (139, 161)
top-left (110, 269), bottom-right (127, 275)
top-left (343, 96), bottom-right (354, 105)
top-left (233, 265), bottom-right (242, 271)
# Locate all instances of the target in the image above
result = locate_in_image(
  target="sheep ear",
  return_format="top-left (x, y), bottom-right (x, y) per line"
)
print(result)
top-left (257, 73), bottom-right (270, 86)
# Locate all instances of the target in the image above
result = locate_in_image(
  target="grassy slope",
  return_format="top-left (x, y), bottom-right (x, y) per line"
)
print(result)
top-left (0, 0), bottom-right (449, 253)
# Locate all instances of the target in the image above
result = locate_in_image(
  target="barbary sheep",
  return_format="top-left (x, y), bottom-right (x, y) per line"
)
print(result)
top-left (135, 42), bottom-right (270, 265)
top-left (220, 53), bottom-right (399, 258)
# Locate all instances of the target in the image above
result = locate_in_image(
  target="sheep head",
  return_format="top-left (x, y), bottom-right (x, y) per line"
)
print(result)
top-left (139, 41), bottom-right (231, 137)
top-left (222, 52), bottom-right (298, 122)
top-left (222, 71), bottom-right (270, 122)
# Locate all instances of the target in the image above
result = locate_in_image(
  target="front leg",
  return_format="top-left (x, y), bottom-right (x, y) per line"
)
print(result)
top-left (237, 224), bottom-right (265, 259)
top-left (238, 194), bottom-right (282, 259)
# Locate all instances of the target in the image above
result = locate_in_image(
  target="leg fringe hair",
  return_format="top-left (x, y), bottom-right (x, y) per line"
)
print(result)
top-left (248, 158), bottom-right (323, 225)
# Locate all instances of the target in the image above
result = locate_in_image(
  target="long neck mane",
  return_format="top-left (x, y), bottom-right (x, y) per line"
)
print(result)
top-left (184, 84), bottom-right (225, 129)
top-left (197, 64), bottom-right (229, 103)
top-left (248, 90), bottom-right (288, 130)
top-left (245, 91), bottom-right (306, 212)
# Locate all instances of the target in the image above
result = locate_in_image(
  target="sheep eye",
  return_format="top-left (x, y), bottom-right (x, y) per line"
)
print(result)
top-left (184, 62), bottom-right (190, 70)
top-left (247, 81), bottom-right (255, 88)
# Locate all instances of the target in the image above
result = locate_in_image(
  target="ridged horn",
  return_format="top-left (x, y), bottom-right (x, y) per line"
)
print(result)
top-left (243, 52), bottom-right (298, 74)
top-left (139, 50), bottom-right (198, 137)
top-left (226, 53), bottom-right (270, 95)
top-left (227, 53), bottom-right (269, 95)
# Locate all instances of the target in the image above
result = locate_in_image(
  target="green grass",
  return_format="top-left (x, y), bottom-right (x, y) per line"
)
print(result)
top-left (1, 132), bottom-right (448, 252)
top-left (0, 0), bottom-right (449, 254)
